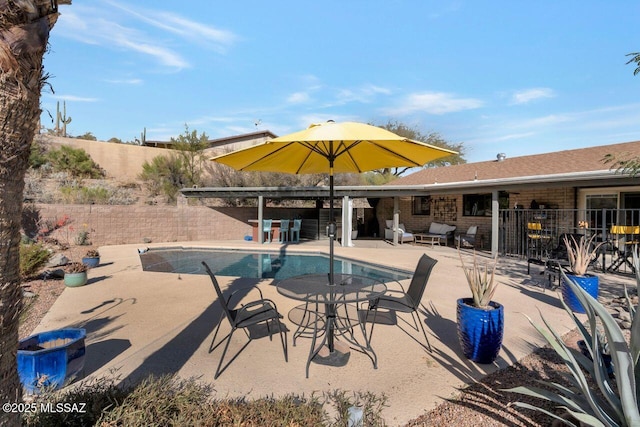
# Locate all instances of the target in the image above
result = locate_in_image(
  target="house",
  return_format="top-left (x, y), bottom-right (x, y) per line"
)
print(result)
top-left (144, 130), bottom-right (278, 153)
top-left (181, 139), bottom-right (640, 257)
top-left (379, 140), bottom-right (640, 255)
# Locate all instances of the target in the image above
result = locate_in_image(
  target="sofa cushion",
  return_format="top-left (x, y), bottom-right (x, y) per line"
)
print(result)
top-left (429, 222), bottom-right (456, 235)
top-left (428, 222), bottom-right (445, 234)
top-left (442, 224), bottom-right (457, 234)
top-left (398, 223), bottom-right (407, 232)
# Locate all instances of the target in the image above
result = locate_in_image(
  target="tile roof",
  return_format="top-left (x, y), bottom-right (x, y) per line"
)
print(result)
top-left (392, 140), bottom-right (640, 186)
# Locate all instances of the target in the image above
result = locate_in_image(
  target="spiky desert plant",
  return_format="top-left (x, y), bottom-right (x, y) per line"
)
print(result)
top-left (505, 246), bottom-right (640, 426)
top-left (564, 233), bottom-right (604, 276)
top-left (458, 250), bottom-right (499, 308)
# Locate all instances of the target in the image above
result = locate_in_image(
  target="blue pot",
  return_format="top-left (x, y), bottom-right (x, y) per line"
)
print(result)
top-left (456, 298), bottom-right (504, 364)
top-left (17, 328), bottom-right (86, 394)
top-left (82, 256), bottom-right (100, 268)
top-left (561, 274), bottom-right (598, 314)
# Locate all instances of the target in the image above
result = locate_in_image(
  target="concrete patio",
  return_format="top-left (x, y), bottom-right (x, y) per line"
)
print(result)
top-left (34, 239), bottom-right (634, 426)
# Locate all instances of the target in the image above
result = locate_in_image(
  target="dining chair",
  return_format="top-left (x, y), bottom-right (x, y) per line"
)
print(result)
top-left (279, 219), bottom-right (290, 243)
top-left (290, 219), bottom-right (302, 242)
top-left (201, 261), bottom-right (287, 379)
top-left (360, 254), bottom-right (437, 351)
top-left (262, 219), bottom-right (273, 243)
top-left (607, 226), bottom-right (639, 274)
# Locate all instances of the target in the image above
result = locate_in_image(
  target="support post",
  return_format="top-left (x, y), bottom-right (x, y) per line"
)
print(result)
top-left (491, 190), bottom-right (499, 256)
top-left (258, 196), bottom-right (264, 244)
top-left (393, 197), bottom-right (400, 245)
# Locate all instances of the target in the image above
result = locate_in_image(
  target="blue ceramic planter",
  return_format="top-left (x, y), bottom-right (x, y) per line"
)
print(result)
top-left (561, 274), bottom-right (598, 314)
top-left (17, 328), bottom-right (86, 394)
top-left (82, 256), bottom-right (100, 268)
top-left (457, 298), bottom-right (504, 364)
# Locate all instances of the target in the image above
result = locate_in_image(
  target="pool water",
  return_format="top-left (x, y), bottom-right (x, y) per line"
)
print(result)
top-left (139, 248), bottom-right (411, 282)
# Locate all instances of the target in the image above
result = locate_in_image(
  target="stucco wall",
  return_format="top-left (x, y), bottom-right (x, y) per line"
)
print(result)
top-left (42, 135), bottom-right (173, 183)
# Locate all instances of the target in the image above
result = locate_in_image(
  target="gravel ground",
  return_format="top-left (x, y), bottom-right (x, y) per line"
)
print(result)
top-left (18, 276), bottom-right (580, 426)
top-left (19, 278), bottom-right (66, 340)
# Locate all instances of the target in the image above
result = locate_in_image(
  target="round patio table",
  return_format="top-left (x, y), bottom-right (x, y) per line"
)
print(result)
top-left (276, 273), bottom-right (387, 377)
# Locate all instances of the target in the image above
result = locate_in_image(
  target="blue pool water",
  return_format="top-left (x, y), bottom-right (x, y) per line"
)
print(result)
top-left (139, 247), bottom-right (411, 282)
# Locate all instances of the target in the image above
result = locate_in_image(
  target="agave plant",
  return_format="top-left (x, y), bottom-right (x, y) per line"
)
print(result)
top-left (564, 233), bottom-right (605, 276)
top-left (458, 250), bottom-right (499, 308)
top-left (504, 246), bottom-right (640, 426)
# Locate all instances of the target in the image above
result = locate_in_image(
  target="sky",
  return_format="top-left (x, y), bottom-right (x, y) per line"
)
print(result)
top-left (42, 1), bottom-right (640, 163)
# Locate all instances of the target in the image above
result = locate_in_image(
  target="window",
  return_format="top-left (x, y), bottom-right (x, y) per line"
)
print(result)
top-left (463, 192), bottom-right (509, 217)
top-left (412, 196), bottom-right (431, 215)
top-left (586, 194), bottom-right (618, 229)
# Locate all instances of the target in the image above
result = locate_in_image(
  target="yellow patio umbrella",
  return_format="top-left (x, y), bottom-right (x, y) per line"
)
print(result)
top-left (210, 120), bottom-right (457, 284)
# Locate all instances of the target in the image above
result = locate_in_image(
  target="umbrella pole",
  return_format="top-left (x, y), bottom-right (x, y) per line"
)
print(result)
top-left (327, 158), bottom-right (336, 353)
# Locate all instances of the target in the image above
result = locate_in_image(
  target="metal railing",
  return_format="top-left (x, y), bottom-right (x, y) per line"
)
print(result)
top-left (499, 208), bottom-right (639, 273)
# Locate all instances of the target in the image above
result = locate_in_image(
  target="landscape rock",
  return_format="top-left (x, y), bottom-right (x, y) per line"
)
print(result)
top-left (46, 253), bottom-right (69, 267)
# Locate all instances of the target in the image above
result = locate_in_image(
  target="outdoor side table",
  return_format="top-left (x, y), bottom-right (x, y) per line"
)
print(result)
top-left (276, 273), bottom-right (387, 378)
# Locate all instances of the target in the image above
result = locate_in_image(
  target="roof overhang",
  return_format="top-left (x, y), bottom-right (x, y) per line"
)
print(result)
top-left (181, 169), bottom-right (637, 199)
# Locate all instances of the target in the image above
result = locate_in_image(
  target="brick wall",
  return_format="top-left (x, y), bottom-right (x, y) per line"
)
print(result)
top-left (28, 203), bottom-right (332, 246)
top-left (376, 188), bottom-right (577, 249)
top-left (31, 204), bottom-right (256, 246)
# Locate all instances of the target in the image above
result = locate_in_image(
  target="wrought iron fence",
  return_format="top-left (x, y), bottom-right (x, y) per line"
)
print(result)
top-left (500, 208), bottom-right (640, 274)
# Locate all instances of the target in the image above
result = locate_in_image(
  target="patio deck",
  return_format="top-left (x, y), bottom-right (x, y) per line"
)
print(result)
top-left (33, 239), bottom-right (634, 426)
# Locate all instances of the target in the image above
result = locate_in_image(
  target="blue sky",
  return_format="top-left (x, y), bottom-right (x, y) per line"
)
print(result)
top-left (43, 1), bottom-right (640, 163)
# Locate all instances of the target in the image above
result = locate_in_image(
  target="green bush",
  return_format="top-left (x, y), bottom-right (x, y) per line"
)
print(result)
top-left (29, 139), bottom-right (48, 169)
top-left (46, 145), bottom-right (105, 178)
top-left (139, 155), bottom-right (187, 203)
top-left (60, 185), bottom-right (110, 204)
top-left (19, 243), bottom-right (50, 279)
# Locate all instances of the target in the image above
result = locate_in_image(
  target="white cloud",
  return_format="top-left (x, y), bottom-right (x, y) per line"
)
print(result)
top-left (47, 94), bottom-right (99, 102)
top-left (104, 0), bottom-right (237, 53)
top-left (335, 84), bottom-right (392, 105)
top-left (511, 88), bottom-right (555, 105)
top-left (57, 9), bottom-right (190, 69)
top-left (287, 92), bottom-right (311, 104)
top-left (105, 78), bottom-right (143, 85)
top-left (56, 1), bottom-right (239, 70)
top-left (386, 92), bottom-right (484, 115)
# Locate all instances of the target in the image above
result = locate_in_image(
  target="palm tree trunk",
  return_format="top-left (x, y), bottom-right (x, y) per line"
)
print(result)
top-left (0, 2), bottom-right (63, 425)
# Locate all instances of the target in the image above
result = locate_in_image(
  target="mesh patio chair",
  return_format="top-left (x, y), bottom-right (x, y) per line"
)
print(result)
top-left (360, 254), bottom-right (437, 351)
top-left (202, 261), bottom-right (287, 379)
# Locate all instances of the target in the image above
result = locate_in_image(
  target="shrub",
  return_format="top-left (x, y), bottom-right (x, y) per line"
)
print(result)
top-left (139, 155), bottom-right (187, 203)
top-left (46, 145), bottom-right (105, 178)
top-left (23, 375), bottom-right (386, 426)
top-left (19, 243), bottom-right (50, 279)
top-left (60, 185), bottom-right (110, 204)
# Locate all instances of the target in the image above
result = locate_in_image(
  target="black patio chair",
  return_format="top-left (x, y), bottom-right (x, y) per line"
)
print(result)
top-left (202, 261), bottom-right (287, 379)
top-left (360, 254), bottom-right (437, 351)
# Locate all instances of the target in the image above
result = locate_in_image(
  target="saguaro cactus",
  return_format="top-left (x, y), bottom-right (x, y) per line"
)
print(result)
top-left (55, 101), bottom-right (72, 136)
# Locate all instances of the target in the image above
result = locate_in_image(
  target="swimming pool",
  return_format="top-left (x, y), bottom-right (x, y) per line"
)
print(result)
top-left (139, 247), bottom-right (411, 282)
